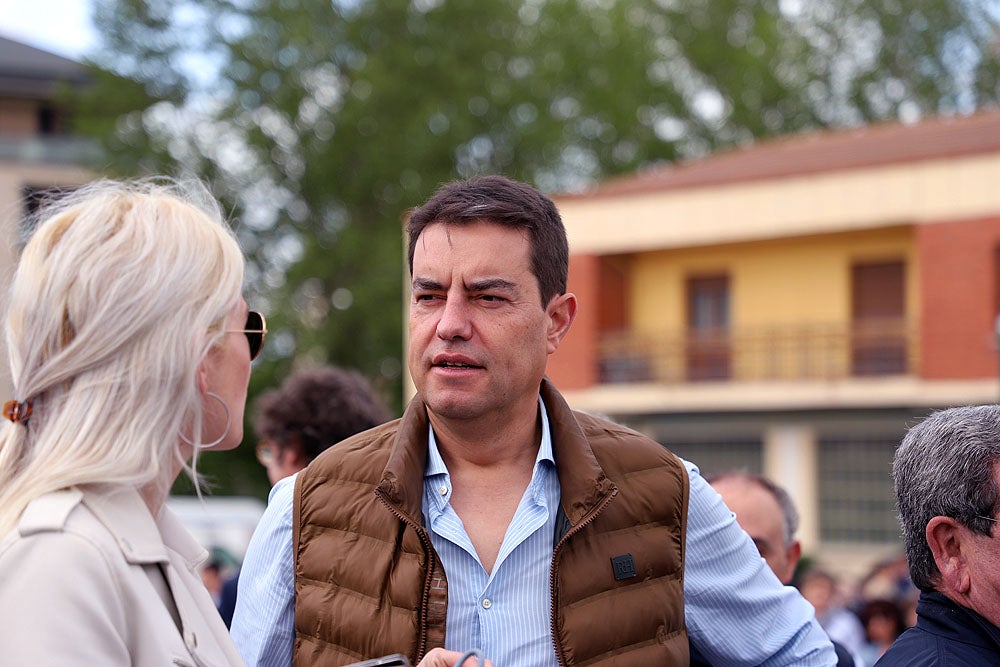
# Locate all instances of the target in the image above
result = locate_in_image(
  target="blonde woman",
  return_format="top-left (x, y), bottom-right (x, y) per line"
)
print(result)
top-left (0, 178), bottom-right (265, 665)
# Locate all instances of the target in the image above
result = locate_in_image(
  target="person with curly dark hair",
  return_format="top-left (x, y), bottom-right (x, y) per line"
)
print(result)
top-left (217, 365), bottom-right (391, 628)
top-left (253, 366), bottom-right (391, 486)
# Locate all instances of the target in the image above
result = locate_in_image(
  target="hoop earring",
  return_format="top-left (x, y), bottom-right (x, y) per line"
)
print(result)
top-left (179, 391), bottom-right (232, 449)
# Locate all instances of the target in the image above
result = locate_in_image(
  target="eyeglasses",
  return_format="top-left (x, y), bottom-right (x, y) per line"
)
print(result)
top-left (255, 440), bottom-right (276, 466)
top-left (973, 515), bottom-right (1000, 536)
top-left (227, 310), bottom-right (268, 361)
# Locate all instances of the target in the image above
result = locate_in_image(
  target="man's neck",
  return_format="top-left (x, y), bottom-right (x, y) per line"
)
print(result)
top-left (427, 399), bottom-right (542, 471)
top-left (937, 587), bottom-right (1000, 631)
top-left (426, 398), bottom-right (545, 574)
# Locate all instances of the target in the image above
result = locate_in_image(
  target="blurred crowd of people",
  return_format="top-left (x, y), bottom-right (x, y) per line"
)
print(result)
top-left (797, 559), bottom-right (915, 667)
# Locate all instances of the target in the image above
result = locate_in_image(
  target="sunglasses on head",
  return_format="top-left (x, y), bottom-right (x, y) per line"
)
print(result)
top-left (227, 310), bottom-right (268, 361)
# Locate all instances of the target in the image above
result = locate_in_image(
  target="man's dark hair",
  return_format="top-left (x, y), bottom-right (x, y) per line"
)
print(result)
top-left (253, 366), bottom-right (391, 461)
top-left (406, 175), bottom-right (569, 306)
top-left (893, 405), bottom-right (1000, 592)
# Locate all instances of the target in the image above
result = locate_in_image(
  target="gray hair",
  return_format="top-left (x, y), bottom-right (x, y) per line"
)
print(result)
top-left (707, 470), bottom-right (800, 546)
top-left (893, 405), bottom-right (1000, 592)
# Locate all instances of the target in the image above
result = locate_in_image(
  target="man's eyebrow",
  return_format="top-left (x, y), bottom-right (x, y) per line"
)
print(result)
top-left (412, 278), bottom-right (444, 291)
top-left (468, 278), bottom-right (517, 292)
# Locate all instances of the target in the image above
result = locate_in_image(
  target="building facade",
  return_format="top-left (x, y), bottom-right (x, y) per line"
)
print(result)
top-left (0, 37), bottom-right (96, 394)
top-left (549, 110), bottom-right (1000, 575)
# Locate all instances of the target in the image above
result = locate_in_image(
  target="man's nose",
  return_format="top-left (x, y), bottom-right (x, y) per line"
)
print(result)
top-left (436, 296), bottom-right (473, 340)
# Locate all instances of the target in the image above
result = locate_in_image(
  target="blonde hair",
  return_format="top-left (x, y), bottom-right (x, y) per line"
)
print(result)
top-left (0, 178), bottom-right (245, 535)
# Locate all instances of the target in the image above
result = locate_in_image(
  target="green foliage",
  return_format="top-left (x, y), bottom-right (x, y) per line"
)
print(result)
top-left (75, 0), bottom-right (1000, 496)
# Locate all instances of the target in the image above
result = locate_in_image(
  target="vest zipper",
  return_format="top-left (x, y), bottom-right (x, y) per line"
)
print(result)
top-left (549, 487), bottom-right (618, 667)
top-left (375, 489), bottom-right (436, 662)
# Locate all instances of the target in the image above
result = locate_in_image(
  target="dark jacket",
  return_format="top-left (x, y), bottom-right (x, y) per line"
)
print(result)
top-left (293, 379), bottom-right (690, 666)
top-left (875, 591), bottom-right (1000, 666)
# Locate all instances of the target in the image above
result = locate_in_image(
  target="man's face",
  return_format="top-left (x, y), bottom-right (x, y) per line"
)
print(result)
top-left (407, 221), bottom-right (565, 425)
top-left (712, 476), bottom-right (800, 584)
top-left (960, 463), bottom-right (1000, 627)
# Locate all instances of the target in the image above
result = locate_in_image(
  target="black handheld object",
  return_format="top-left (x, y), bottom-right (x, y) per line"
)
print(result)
top-left (345, 654), bottom-right (412, 667)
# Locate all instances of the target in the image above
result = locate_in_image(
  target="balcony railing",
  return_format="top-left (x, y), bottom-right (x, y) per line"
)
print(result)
top-left (0, 135), bottom-right (101, 166)
top-left (598, 318), bottom-right (916, 384)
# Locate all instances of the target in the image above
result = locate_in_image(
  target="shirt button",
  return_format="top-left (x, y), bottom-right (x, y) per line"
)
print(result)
top-left (481, 598), bottom-right (492, 609)
top-left (438, 485), bottom-right (448, 496)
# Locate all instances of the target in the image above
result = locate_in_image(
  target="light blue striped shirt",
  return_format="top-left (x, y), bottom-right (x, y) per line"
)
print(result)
top-left (232, 400), bottom-right (835, 666)
top-left (422, 400), bottom-right (560, 666)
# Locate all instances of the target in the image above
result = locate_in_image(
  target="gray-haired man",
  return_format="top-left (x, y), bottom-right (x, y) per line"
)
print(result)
top-left (706, 472), bottom-right (858, 667)
top-left (876, 405), bottom-right (1000, 665)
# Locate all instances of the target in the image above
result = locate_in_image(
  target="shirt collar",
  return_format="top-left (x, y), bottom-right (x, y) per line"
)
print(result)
top-left (425, 395), bottom-right (555, 478)
top-left (536, 395), bottom-right (555, 468)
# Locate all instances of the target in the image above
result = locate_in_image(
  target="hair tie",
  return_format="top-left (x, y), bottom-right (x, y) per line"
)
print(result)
top-left (3, 400), bottom-right (32, 424)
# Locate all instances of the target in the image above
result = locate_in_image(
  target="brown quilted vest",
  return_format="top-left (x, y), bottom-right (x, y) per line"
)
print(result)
top-left (293, 380), bottom-right (689, 666)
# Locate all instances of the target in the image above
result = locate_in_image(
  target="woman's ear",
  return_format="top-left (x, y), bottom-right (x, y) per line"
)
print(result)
top-left (196, 359), bottom-right (210, 396)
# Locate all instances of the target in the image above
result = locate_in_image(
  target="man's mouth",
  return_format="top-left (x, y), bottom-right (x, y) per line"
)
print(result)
top-left (432, 354), bottom-right (483, 369)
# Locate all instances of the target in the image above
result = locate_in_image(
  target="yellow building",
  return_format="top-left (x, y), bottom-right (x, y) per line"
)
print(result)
top-left (0, 37), bottom-right (96, 395)
top-left (549, 109), bottom-right (1000, 577)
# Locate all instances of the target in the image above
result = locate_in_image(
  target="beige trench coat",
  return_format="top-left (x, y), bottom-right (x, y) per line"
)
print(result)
top-left (0, 486), bottom-right (245, 666)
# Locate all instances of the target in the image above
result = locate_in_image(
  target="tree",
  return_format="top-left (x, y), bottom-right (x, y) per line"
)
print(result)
top-left (75, 0), bottom-right (1000, 495)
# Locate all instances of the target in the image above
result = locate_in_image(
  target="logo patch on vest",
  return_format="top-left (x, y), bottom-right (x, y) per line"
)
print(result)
top-left (611, 553), bottom-right (637, 581)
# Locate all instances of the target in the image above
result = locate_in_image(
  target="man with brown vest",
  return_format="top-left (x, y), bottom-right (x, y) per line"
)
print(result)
top-left (232, 176), bottom-right (836, 666)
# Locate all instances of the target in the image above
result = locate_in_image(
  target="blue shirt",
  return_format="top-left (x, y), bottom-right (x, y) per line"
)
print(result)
top-left (422, 399), bottom-right (560, 666)
top-left (232, 401), bottom-right (835, 666)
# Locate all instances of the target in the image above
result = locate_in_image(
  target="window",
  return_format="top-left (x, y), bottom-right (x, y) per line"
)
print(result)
top-left (662, 439), bottom-right (762, 477)
top-left (37, 104), bottom-right (57, 135)
top-left (597, 256), bottom-right (652, 382)
top-left (686, 274), bottom-right (731, 380)
top-left (851, 261), bottom-right (907, 375)
top-left (818, 436), bottom-right (899, 543)
top-left (598, 256), bottom-right (628, 334)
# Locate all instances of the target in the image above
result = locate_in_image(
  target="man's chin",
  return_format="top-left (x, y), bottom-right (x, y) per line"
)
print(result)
top-left (424, 394), bottom-right (488, 422)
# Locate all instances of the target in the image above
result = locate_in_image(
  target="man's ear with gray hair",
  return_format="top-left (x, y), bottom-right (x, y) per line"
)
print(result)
top-left (925, 516), bottom-right (972, 595)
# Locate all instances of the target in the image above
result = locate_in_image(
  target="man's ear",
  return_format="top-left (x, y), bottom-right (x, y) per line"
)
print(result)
top-left (787, 540), bottom-right (802, 571)
top-left (926, 516), bottom-right (971, 594)
top-left (772, 540), bottom-right (802, 585)
top-left (545, 292), bottom-right (577, 354)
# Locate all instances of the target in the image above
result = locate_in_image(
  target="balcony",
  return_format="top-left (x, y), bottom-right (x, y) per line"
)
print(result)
top-left (598, 318), bottom-right (916, 384)
top-left (0, 134), bottom-right (101, 166)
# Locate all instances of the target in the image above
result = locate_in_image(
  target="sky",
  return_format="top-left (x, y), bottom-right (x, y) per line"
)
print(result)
top-left (0, 0), bottom-right (96, 60)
